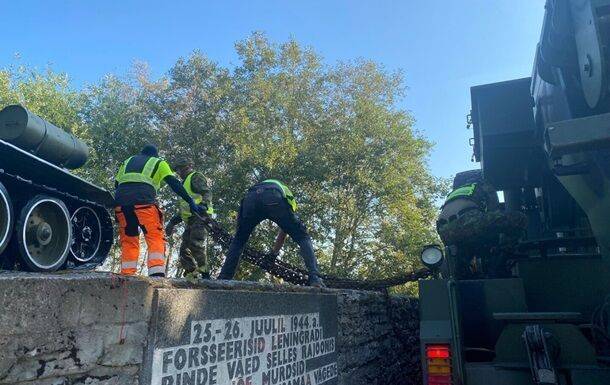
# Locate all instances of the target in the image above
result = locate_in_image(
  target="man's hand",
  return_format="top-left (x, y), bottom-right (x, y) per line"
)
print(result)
top-left (165, 223), bottom-right (175, 236)
top-left (164, 215), bottom-right (182, 236)
top-left (201, 204), bottom-right (212, 217)
top-left (189, 200), bottom-right (205, 217)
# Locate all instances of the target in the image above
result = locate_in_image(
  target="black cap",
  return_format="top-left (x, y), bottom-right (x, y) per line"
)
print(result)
top-left (141, 144), bottom-right (159, 157)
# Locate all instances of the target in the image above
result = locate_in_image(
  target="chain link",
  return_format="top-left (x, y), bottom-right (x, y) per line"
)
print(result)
top-left (1, 169), bottom-right (430, 289)
top-left (201, 216), bottom-right (431, 290)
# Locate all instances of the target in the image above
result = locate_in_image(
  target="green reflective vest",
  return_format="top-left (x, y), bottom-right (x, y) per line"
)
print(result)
top-left (263, 179), bottom-right (297, 212)
top-left (180, 172), bottom-right (214, 221)
top-left (446, 183), bottom-right (477, 203)
top-left (115, 156), bottom-right (163, 191)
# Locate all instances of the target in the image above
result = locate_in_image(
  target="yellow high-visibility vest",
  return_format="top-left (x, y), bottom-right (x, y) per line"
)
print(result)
top-left (263, 179), bottom-right (297, 212)
top-left (115, 156), bottom-right (165, 191)
top-left (180, 172), bottom-right (214, 221)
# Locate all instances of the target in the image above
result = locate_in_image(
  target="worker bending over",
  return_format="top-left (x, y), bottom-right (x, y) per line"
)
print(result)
top-left (217, 179), bottom-right (324, 287)
top-left (166, 158), bottom-right (214, 280)
top-left (114, 144), bottom-right (204, 277)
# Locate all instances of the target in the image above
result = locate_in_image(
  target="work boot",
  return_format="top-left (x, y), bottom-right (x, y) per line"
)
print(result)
top-left (183, 267), bottom-right (210, 283)
top-left (184, 271), bottom-right (198, 284)
top-left (308, 275), bottom-right (325, 288)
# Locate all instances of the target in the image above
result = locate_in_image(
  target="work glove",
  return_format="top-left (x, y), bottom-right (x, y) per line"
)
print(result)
top-left (189, 200), bottom-right (205, 217)
top-left (184, 267), bottom-right (210, 283)
top-left (200, 204), bottom-right (212, 217)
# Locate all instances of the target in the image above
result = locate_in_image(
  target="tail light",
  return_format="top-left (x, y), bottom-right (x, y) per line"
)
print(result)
top-left (426, 344), bottom-right (452, 385)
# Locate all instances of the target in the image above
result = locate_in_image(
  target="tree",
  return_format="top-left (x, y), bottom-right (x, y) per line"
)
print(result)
top-left (130, 33), bottom-right (446, 282)
top-left (79, 74), bottom-right (155, 188)
top-left (0, 34), bottom-right (447, 285)
top-left (0, 66), bottom-right (83, 136)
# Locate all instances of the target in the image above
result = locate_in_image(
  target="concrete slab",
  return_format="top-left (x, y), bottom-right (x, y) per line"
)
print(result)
top-left (0, 272), bottom-right (419, 385)
top-left (141, 289), bottom-right (339, 385)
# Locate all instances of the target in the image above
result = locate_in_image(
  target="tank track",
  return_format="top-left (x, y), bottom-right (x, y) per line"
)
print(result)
top-left (201, 216), bottom-right (431, 290)
top-left (0, 167), bottom-right (113, 269)
top-left (0, 168), bottom-right (106, 209)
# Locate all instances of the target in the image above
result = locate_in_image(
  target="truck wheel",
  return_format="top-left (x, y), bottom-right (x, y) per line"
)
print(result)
top-left (0, 181), bottom-right (13, 255)
top-left (16, 195), bottom-right (71, 272)
top-left (69, 206), bottom-right (102, 263)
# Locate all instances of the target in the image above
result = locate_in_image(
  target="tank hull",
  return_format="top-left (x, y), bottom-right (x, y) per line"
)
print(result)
top-left (0, 139), bottom-right (112, 207)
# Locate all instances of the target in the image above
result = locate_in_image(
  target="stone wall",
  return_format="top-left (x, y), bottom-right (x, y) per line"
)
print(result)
top-left (0, 273), bottom-right (152, 385)
top-left (0, 273), bottom-right (420, 385)
top-left (337, 291), bottom-right (420, 385)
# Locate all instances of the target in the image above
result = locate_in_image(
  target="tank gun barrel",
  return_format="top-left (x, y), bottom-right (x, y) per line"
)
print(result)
top-left (0, 105), bottom-right (88, 169)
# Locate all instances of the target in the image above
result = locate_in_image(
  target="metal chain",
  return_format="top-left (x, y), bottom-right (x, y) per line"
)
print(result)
top-left (1, 169), bottom-right (430, 289)
top-left (202, 216), bottom-right (431, 290)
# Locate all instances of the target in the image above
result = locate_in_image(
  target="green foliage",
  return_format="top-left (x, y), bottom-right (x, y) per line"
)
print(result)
top-left (79, 75), bottom-right (154, 188)
top-left (0, 34), bottom-right (447, 285)
top-left (0, 67), bottom-right (83, 135)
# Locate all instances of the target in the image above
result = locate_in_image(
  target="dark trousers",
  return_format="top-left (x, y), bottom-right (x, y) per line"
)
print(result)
top-left (218, 186), bottom-right (320, 280)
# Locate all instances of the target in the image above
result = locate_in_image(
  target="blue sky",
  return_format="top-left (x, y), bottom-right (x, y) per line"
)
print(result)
top-left (0, 0), bottom-right (545, 179)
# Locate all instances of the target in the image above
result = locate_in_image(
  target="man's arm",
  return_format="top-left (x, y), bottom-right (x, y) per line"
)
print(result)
top-left (190, 173), bottom-right (210, 195)
top-left (164, 175), bottom-right (205, 216)
top-left (157, 160), bottom-right (203, 215)
top-left (155, 160), bottom-right (194, 205)
top-left (191, 173), bottom-right (213, 212)
top-left (164, 175), bottom-right (195, 204)
top-left (271, 230), bottom-right (288, 255)
top-left (165, 214), bottom-right (183, 236)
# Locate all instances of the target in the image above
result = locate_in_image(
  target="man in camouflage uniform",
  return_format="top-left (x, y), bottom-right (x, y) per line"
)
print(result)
top-left (166, 158), bottom-right (214, 280)
top-left (437, 170), bottom-right (527, 278)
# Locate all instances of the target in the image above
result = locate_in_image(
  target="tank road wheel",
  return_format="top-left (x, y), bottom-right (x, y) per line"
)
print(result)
top-left (69, 206), bottom-right (102, 263)
top-left (0, 181), bottom-right (13, 255)
top-left (16, 196), bottom-right (71, 272)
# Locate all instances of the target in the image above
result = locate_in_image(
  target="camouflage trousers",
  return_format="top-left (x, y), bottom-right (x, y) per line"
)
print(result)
top-left (179, 217), bottom-right (210, 278)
